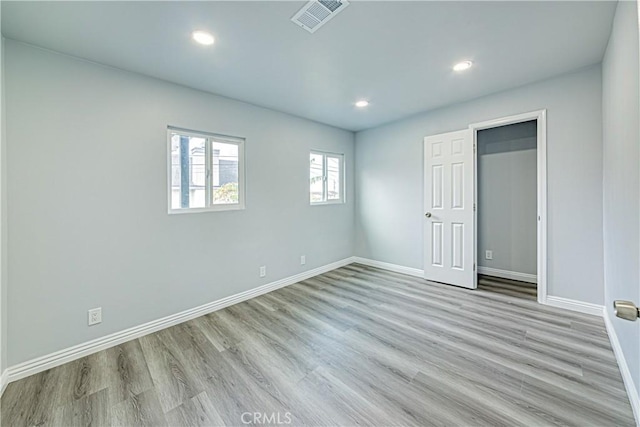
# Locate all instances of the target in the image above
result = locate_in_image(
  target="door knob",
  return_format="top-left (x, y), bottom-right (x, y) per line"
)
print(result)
top-left (425, 212), bottom-right (432, 218)
top-left (614, 300), bottom-right (639, 321)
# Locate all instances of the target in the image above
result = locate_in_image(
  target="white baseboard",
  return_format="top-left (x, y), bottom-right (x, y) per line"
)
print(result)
top-left (352, 256), bottom-right (424, 278)
top-left (0, 369), bottom-right (8, 397)
top-left (603, 307), bottom-right (640, 426)
top-left (477, 266), bottom-right (537, 284)
top-left (6, 257), bottom-right (354, 384)
top-left (543, 295), bottom-right (604, 317)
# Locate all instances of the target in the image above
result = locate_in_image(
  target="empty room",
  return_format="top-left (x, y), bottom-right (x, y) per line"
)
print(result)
top-left (0, 1), bottom-right (639, 426)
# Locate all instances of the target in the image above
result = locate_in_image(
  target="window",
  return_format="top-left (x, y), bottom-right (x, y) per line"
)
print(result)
top-left (168, 128), bottom-right (245, 213)
top-left (310, 151), bottom-right (344, 204)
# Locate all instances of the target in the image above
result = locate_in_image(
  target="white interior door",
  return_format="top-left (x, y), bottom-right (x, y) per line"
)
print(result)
top-left (424, 129), bottom-right (475, 289)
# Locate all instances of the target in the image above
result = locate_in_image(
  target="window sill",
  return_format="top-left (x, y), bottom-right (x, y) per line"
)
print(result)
top-left (310, 201), bottom-right (345, 206)
top-left (168, 204), bottom-right (245, 214)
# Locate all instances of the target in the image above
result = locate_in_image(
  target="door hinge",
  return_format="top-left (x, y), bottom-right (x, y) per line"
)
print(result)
top-left (473, 203), bottom-right (476, 212)
top-left (473, 263), bottom-right (476, 271)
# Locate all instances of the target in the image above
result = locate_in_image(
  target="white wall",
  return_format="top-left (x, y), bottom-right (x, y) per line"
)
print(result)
top-left (4, 40), bottom-right (355, 366)
top-left (602, 0), bottom-right (640, 411)
top-left (478, 121), bottom-right (537, 276)
top-left (355, 65), bottom-right (604, 305)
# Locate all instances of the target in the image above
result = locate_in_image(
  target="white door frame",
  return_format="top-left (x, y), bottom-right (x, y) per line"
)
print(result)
top-left (469, 110), bottom-right (547, 304)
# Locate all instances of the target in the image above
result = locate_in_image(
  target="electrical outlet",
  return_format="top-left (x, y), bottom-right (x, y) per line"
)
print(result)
top-left (485, 250), bottom-right (493, 260)
top-left (88, 307), bottom-right (102, 326)
top-left (300, 255), bottom-right (306, 265)
top-left (259, 266), bottom-right (266, 278)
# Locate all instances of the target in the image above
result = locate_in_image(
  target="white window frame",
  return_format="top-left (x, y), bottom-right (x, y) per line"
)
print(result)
top-left (167, 127), bottom-right (245, 214)
top-left (310, 150), bottom-right (345, 205)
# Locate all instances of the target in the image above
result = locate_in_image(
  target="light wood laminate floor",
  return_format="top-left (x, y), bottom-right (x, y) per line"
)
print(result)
top-left (478, 275), bottom-right (537, 300)
top-left (2, 264), bottom-right (636, 426)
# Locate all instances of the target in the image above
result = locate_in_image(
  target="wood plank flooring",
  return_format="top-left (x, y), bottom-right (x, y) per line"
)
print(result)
top-left (2, 263), bottom-right (636, 426)
top-left (478, 275), bottom-right (537, 300)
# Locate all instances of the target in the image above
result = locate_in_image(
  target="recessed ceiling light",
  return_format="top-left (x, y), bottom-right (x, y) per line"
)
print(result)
top-left (355, 100), bottom-right (369, 108)
top-left (192, 30), bottom-right (215, 46)
top-left (453, 60), bottom-right (473, 72)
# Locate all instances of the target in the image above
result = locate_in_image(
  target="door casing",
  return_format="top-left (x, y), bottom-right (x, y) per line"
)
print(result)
top-left (468, 110), bottom-right (547, 303)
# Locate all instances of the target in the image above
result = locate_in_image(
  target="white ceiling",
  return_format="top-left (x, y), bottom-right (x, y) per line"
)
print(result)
top-left (2, 1), bottom-right (616, 131)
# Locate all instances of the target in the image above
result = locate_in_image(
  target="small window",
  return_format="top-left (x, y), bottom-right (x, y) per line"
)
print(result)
top-left (168, 128), bottom-right (245, 213)
top-left (310, 151), bottom-right (344, 204)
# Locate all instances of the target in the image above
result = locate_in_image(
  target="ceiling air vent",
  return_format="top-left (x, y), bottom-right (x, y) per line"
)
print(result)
top-left (291, 0), bottom-right (350, 34)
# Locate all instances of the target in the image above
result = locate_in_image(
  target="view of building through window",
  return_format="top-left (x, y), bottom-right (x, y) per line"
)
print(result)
top-left (310, 151), bottom-right (344, 204)
top-left (310, 152), bottom-right (324, 203)
top-left (170, 130), bottom-right (242, 211)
